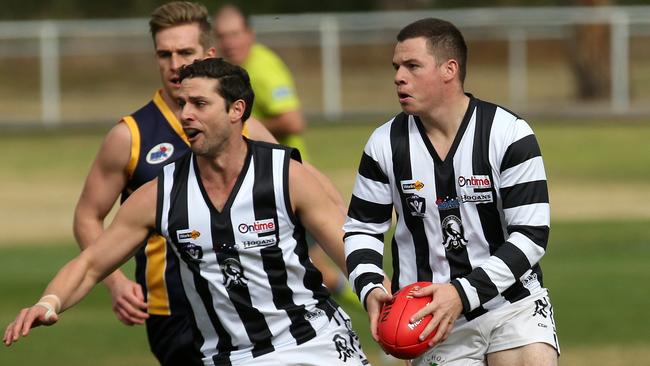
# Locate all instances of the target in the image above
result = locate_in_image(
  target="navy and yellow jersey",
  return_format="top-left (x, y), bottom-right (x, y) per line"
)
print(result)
top-left (121, 90), bottom-right (191, 316)
top-left (121, 90), bottom-right (252, 316)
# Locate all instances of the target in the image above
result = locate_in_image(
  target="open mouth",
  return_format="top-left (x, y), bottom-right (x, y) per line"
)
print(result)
top-left (184, 128), bottom-right (201, 139)
top-left (170, 76), bottom-right (181, 87)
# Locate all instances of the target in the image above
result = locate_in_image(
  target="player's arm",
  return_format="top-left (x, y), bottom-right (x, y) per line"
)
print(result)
top-left (4, 180), bottom-right (158, 346)
top-left (245, 117), bottom-right (279, 143)
top-left (342, 136), bottom-right (394, 340)
top-left (72, 122), bottom-right (148, 325)
top-left (261, 109), bottom-right (305, 139)
top-left (289, 159), bottom-right (347, 272)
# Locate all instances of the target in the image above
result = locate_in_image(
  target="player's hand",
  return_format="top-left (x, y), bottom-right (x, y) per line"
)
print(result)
top-left (410, 283), bottom-right (462, 347)
top-left (3, 305), bottom-right (59, 346)
top-left (366, 286), bottom-right (393, 342)
top-left (107, 277), bottom-right (148, 325)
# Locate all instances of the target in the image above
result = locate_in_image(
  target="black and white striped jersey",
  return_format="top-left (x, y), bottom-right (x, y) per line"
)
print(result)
top-left (155, 140), bottom-right (332, 365)
top-left (344, 96), bottom-right (550, 322)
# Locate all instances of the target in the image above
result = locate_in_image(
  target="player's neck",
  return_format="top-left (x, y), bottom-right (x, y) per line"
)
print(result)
top-left (418, 92), bottom-right (469, 161)
top-left (196, 136), bottom-right (248, 211)
top-left (160, 89), bottom-right (181, 115)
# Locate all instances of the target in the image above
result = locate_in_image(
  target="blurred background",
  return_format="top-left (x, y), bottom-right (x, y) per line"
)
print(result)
top-left (1, 0), bottom-right (649, 365)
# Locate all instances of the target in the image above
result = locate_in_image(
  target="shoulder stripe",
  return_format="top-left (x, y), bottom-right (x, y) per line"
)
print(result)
top-left (153, 90), bottom-right (189, 146)
top-left (358, 152), bottom-right (389, 184)
top-left (500, 180), bottom-right (549, 209)
top-left (121, 116), bottom-right (140, 179)
top-left (500, 134), bottom-right (541, 173)
top-left (348, 195), bottom-right (393, 224)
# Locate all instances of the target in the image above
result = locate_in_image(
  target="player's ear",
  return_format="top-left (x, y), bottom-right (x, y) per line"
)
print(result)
top-left (441, 59), bottom-right (459, 83)
top-left (206, 47), bottom-right (217, 58)
top-left (229, 99), bottom-right (246, 123)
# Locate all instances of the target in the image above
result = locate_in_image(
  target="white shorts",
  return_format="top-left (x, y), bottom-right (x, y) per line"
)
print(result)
top-left (247, 306), bottom-right (369, 366)
top-left (413, 290), bottom-right (560, 366)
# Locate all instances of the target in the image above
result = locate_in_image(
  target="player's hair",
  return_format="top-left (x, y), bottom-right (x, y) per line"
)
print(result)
top-left (149, 1), bottom-right (213, 50)
top-left (179, 58), bottom-right (254, 122)
top-left (397, 18), bottom-right (468, 84)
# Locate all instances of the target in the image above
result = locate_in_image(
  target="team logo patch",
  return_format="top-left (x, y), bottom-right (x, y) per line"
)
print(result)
top-left (406, 194), bottom-right (426, 217)
top-left (400, 179), bottom-right (425, 193)
top-left (237, 218), bottom-right (275, 235)
top-left (436, 197), bottom-right (460, 210)
top-left (177, 229), bottom-right (201, 243)
top-left (272, 86), bottom-right (293, 100)
top-left (333, 334), bottom-right (354, 362)
top-left (457, 175), bottom-right (491, 189)
top-left (180, 242), bottom-right (203, 262)
top-left (460, 192), bottom-right (493, 203)
top-left (146, 143), bottom-right (174, 164)
top-left (441, 215), bottom-right (468, 250)
top-left (222, 258), bottom-right (249, 289)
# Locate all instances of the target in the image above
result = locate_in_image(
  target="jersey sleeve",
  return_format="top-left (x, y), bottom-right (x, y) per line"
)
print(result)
top-left (451, 118), bottom-right (550, 314)
top-left (343, 127), bottom-right (393, 309)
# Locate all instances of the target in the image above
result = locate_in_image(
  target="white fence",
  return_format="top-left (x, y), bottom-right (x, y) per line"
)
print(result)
top-left (1, 6), bottom-right (650, 125)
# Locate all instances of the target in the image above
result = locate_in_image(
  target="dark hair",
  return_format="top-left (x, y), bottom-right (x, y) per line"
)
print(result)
top-left (397, 18), bottom-right (468, 84)
top-left (149, 1), bottom-right (213, 50)
top-left (178, 58), bottom-right (254, 122)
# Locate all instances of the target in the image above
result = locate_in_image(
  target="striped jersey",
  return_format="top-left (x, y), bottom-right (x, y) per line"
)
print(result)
top-left (344, 96), bottom-right (550, 322)
top-left (121, 90), bottom-right (252, 316)
top-left (156, 140), bottom-right (333, 365)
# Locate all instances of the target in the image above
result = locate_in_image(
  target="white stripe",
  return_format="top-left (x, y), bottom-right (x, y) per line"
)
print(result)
top-left (352, 174), bottom-right (393, 205)
top-left (344, 234), bottom-right (384, 258)
top-left (160, 163), bottom-right (175, 239)
top-left (500, 156), bottom-right (547, 188)
top-left (343, 216), bottom-right (392, 235)
top-left (508, 231), bottom-right (546, 265)
top-left (348, 263), bottom-right (385, 293)
top-left (457, 277), bottom-right (481, 312)
top-left (503, 203), bottom-right (550, 227)
top-left (481, 256), bottom-right (515, 292)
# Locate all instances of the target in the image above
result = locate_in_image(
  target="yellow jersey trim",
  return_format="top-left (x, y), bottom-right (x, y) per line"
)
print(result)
top-left (153, 90), bottom-right (190, 146)
top-left (145, 234), bottom-right (170, 315)
top-left (121, 116), bottom-right (140, 179)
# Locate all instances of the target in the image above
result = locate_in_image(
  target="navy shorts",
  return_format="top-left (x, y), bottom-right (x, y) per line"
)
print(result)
top-left (146, 314), bottom-right (203, 366)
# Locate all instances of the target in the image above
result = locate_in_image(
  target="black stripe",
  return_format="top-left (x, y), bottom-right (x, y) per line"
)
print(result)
top-left (343, 231), bottom-right (384, 243)
top-left (391, 113), bottom-right (433, 282)
top-left (507, 225), bottom-right (549, 249)
top-left (501, 281), bottom-right (531, 304)
top-left (500, 134), bottom-right (542, 173)
top-left (348, 195), bottom-right (393, 224)
top-left (346, 248), bottom-right (383, 275)
top-left (472, 100), bottom-right (505, 255)
top-left (390, 235), bottom-right (400, 294)
top-left (465, 267), bottom-right (499, 304)
top-left (464, 306), bottom-right (488, 321)
top-left (414, 116), bottom-right (473, 280)
top-left (353, 272), bottom-right (385, 299)
top-left (252, 144), bottom-right (317, 346)
top-left (358, 152), bottom-right (389, 184)
top-left (166, 156), bottom-right (228, 361)
top-left (494, 241), bottom-right (532, 279)
top-left (500, 180), bottom-right (549, 209)
top-left (195, 150), bottom-right (274, 359)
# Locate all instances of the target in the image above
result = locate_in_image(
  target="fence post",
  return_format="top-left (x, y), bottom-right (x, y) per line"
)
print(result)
top-left (508, 28), bottom-right (527, 109)
top-left (39, 21), bottom-right (60, 126)
top-left (610, 10), bottom-right (629, 113)
top-left (319, 15), bottom-right (342, 121)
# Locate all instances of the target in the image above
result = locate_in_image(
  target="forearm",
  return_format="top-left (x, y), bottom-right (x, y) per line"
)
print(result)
top-left (41, 253), bottom-right (105, 313)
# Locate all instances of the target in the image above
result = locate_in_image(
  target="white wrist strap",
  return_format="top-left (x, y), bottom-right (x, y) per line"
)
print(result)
top-left (34, 302), bottom-right (57, 321)
top-left (34, 294), bottom-right (62, 321)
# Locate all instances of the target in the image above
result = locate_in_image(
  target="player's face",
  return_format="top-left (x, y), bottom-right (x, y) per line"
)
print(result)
top-left (392, 37), bottom-right (447, 116)
top-left (213, 14), bottom-right (253, 66)
top-left (154, 23), bottom-right (215, 102)
top-left (178, 77), bottom-right (243, 158)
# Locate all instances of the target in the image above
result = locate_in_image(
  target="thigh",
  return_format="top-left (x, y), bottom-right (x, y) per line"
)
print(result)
top-left (487, 343), bottom-right (557, 366)
top-left (412, 320), bottom-right (488, 366)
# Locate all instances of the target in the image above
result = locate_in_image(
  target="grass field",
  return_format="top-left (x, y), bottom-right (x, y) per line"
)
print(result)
top-left (1, 121), bottom-right (650, 365)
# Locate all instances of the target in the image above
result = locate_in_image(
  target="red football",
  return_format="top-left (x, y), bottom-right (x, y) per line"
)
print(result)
top-left (376, 282), bottom-right (436, 359)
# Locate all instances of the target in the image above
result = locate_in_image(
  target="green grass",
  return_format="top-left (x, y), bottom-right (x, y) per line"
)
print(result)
top-left (1, 121), bottom-right (650, 364)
